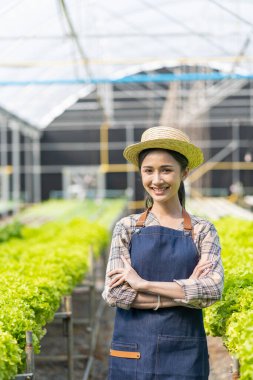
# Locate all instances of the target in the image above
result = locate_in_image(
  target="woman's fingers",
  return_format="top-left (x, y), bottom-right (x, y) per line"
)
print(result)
top-left (108, 255), bottom-right (144, 290)
top-left (110, 273), bottom-right (123, 284)
top-left (197, 260), bottom-right (212, 268)
top-left (109, 273), bottom-right (126, 288)
top-left (108, 268), bottom-right (124, 277)
top-left (190, 260), bottom-right (214, 279)
top-left (199, 269), bottom-right (211, 278)
top-left (196, 261), bottom-right (212, 271)
top-left (107, 256), bottom-right (131, 289)
top-left (110, 279), bottom-right (125, 288)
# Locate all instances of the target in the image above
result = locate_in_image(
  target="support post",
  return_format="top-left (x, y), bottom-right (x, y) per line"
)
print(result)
top-left (126, 124), bottom-right (135, 203)
top-left (0, 115), bottom-right (9, 212)
top-left (232, 119), bottom-right (240, 186)
top-left (63, 296), bottom-right (74, 380)
top-left (10, 120), bottom-right (20, 211)
top-left (88, 246), bottom-right (96, 355)
top-left (231, 356), bottom-right (240, 379)
top-left (24, 134), bottom-right (33, 203)
top-left (32, 132), bottom-right (41, 203)
top-left (25, 331), bottom-right (35, 377)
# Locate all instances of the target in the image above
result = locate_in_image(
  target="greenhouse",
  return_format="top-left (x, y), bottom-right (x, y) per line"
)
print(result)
top-left (0, 1), bottom-right (253, 379)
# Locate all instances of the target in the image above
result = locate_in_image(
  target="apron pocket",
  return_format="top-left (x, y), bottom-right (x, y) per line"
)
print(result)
top-left (109, 342), bottom-right (139, 380)
top-left (155, 335), bottom-right (209, 378)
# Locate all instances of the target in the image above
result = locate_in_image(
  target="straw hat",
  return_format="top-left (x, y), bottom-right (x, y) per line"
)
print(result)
top-left (123, 126), bottom-right (204, 169)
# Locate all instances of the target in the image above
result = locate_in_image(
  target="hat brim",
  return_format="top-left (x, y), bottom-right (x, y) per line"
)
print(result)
top-left (123, 139), bottom-right (204, 169)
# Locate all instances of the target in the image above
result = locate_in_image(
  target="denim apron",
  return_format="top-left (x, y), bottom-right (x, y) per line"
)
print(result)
top-left (108, 209), bottom-right (209, 380)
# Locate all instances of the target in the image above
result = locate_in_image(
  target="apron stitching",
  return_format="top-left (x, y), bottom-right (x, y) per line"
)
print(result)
top-left (155, 338), bottom-right (159, 380)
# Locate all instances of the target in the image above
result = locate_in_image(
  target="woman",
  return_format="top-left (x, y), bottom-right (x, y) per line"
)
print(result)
top-left (102, 126), bottom-right (224, 380)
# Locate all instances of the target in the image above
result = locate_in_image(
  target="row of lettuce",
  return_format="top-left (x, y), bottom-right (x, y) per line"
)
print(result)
top-left (204, 217), bottom-right (253, 380)
top-left (0, 199), bottom-right (125, 380)
top-left (1, 200), bottom-right (252, 379)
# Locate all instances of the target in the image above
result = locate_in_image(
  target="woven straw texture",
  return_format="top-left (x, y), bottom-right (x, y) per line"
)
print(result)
top-left (123, 126), bottom-right (203, 169)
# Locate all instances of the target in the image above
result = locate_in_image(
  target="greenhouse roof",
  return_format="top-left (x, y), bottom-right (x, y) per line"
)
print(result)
top-left (0, 0), bottom-right (253, 128)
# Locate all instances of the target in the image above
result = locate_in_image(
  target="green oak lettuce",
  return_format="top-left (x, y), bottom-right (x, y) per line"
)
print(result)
top-left (0, 218), bottom-right (109, 379)
top-left (204, 217), bottom-right (253, 380)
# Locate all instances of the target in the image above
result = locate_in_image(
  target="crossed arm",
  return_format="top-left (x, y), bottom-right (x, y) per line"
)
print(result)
top-left (102, 219), bottom-right (224, 310)
top-left (108, 256), bottom-right (213, 309)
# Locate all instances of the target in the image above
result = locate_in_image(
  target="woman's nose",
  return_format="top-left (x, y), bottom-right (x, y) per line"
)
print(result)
top-left (152, 172), bottom-right (163, 184)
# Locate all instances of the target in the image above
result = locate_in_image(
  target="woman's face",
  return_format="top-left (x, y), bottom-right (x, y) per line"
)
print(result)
top-left (140, 149), bottom-right (188, 205)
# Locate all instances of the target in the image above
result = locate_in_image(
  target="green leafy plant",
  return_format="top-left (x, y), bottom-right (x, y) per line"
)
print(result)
top-left (0, 221), bottom-right (23, 243)
top-left (0, 325), bottom-right (22, 380)
top-left (204, 217), bottom-right (253, 379)
top-left (0, 217), bottom-right (110, 379)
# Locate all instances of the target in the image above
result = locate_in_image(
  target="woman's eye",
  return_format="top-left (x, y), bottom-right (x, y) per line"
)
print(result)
top-left (162, 168), bottom-right (172, 173)
top-left (142, 168), bottom-right (154, 174)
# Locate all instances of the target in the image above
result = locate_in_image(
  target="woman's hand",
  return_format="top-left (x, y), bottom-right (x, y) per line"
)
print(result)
top-left (189, 258), bottom-right (213, 280)
top-left (108, 255), bottom-right (145, 291)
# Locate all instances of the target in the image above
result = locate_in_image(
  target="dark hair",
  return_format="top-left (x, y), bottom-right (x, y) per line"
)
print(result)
top-left (138, 148), bottom-right (188, 209)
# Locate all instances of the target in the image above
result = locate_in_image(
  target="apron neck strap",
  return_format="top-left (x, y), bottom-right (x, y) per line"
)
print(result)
top-left (182, 208), bottom-right (192, 232)
top-left (135, 208), bottom-right (151, 227)
top-left (135, 208), bottom-right (194, 238)
top-left (182, 208), bottom-right (194, 239)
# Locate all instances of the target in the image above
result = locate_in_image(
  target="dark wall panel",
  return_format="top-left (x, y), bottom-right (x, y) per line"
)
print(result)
top-left (135, 173), bottom-right (145, 202)
top-left (41, 150), bottom-right (100, 166)
top-left (41, 173), bottom-right (62, 199)
top-left (108, 129), bottom-right (125, 142)
top-left (106, 173), bottom-right (127, 190)
top-left (108, 149), bottom-right (125, 164)
top-left (41, 129), bottom-right (100, 143)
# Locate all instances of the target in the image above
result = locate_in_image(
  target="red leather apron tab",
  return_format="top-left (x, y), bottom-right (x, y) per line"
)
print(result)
top-left (110, 349), bottom-right (141, 359)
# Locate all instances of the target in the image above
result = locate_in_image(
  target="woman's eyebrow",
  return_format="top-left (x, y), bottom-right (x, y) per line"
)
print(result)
top-left (142, 164), bottom-right (174, 168)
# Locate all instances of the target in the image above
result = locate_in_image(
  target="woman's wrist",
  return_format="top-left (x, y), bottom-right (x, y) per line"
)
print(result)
top-left (131, 293), bottom-right (159, 309)
top-left (136, 280), bottom-right (185, 299)
top-left (131, 293), bottom-right (180, 309)
top-left (137, 279), bottom-right (149, 292)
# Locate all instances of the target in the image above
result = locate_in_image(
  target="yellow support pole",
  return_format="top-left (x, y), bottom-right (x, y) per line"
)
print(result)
top-left (0, 165), bottom-right (13, 174)
top-left (99, 122), bottom-right (138, 178)
top-left (99, 163), bottom-right (137, 173)
top-left (128, 200), bottom-right (145, 210)
top-left (212, 162), bottom-right (253, 170)
top-left (188, 161), bottom-right (253, 184)
top-left (100, 122), bottom-right (109, 166)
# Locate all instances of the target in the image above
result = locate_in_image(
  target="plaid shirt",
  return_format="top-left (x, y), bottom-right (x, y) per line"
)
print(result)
top-left (102, 211), bottom-right (224, 310)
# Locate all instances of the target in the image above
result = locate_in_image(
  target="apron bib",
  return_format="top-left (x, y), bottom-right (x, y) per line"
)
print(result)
top-left (108, 209), bottom-right (209, 380)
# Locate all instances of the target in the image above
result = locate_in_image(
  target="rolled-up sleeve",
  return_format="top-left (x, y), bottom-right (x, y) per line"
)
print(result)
top-left (102, 221), bottom-right (137, 310)
top-left (174, 222), bottom-right (224, 309)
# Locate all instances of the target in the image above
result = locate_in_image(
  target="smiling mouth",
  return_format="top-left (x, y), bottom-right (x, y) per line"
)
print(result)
top-left (150, 186), bottom-right (171, 194)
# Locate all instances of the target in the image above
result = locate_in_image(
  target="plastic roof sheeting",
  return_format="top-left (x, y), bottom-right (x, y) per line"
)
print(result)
top-left (0, 0), bottom-right (253, 128)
